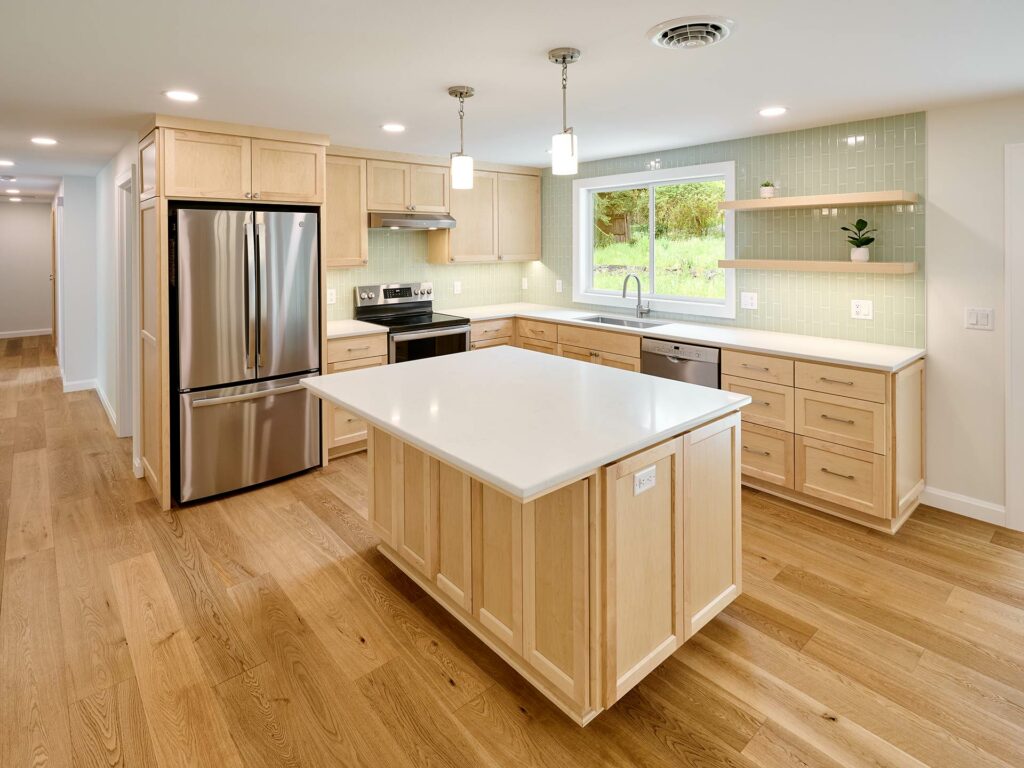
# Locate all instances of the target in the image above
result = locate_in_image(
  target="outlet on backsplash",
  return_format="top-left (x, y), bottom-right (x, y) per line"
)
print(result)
top-left (453, 280), bottom-right (462, 295)
top-left (556, 279), bottom-right (563, 293)
top-left (851, 300), bottom-right (874, 320)
top-left (740, 292), bottom-right (758, 310)
top-left (326, 288), bottom-right (337, 305)
top-left (521, 277), bottom-right (528, 290)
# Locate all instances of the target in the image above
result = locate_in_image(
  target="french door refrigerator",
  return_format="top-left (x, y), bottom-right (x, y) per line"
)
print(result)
top-left (173, 205), bottom-right (321, 503)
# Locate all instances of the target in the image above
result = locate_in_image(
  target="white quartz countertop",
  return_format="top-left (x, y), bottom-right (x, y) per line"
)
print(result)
top-left (442, 303), bottom-right (925, 371)
top-left (302, 346), bottom-right (749, 500)
top-left (326, 319), bottom-right (388, 339)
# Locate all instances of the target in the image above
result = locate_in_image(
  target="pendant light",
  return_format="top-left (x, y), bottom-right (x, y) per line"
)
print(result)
top-left (448, 86), bottom-right (475, 190)
top-left (548, 47), bottom-right (581, 175)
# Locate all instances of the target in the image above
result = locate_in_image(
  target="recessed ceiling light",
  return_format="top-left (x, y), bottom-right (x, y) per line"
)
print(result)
top-left (31, 137), bottom-right (58, 145)
top-left (9, 197), bottom-right (21, 202)
top-left (0, 160), bottom-right (14, 166)
top-left (758, 106), bottom-right (787, 118)
top-left (164, 90), bottom-right (199, 102)
top-left (6, 189), bottom-right (20, 194)
top-left (381, 123), bottom-right (406, 133)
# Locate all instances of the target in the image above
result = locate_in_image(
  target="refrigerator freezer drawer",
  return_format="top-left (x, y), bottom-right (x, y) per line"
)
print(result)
top-left (179, 376), bottom-right (320, 502)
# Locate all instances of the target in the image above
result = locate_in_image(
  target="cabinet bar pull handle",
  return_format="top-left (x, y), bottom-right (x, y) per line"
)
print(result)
top-left (756, 400), bottom-right (772, 406)
top-left (820, 414), bottom-right (856, 425)
top-left (346, 345), bottom-right (370, 351)
top-left (590, 351), bottom-right (599, 358)
top-left (743, 446), bottom-right (771, 456)
top-left (821, 467), bottom-right (855, 480)
top-left (820, 376), bottom-right (855, 386)
top-left (741, 363), bottom-right (771, 372)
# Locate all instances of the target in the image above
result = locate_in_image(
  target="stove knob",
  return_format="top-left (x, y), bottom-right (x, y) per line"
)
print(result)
top-left (413, 289), bottom-right (420, 296)
top-left (368, 292), bottom-right (376, 299)
top-left (426, 287), bottom-right (432, 295)
top-left (359, 292), bottom-right (368, 300)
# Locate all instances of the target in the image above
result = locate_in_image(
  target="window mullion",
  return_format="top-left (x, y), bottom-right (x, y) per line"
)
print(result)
top-left (648, 184), bottom-right (656, 296)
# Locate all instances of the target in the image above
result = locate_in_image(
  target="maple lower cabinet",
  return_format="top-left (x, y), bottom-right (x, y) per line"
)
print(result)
top-left (324, 156), bottom-right (368, 267)
top-left (472, 483), bottom-right (524, 654)
top-left (324, 334), bottom-right (386, 459)
top-left (138, 197), bottom-right (168, 507)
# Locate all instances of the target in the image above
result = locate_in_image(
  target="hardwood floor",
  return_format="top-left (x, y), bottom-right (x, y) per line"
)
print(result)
top-left (2, 335), bottom-right (1023, 767)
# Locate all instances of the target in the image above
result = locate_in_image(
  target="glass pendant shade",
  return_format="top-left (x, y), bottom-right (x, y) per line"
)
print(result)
top-left (551, 132), bottom-right (578, 176)
top-left (451, 153), bottom-right (474, 190)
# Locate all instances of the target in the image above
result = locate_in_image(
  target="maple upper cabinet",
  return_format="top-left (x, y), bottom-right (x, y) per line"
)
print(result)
top-left (251, 139), bottom-right (325, 203)
top-left (324, 156), bottom-right (368, 267)
top-left (498, 173), bottom-right (541, 261)
top-left (367, 161), bottom-right (449, 212)
top-left (160, 126), bottom-right (326, 203)
top-left (163, 129), bottom-right (252, 200)
top-left (446, 171), bottom-right (499, 262)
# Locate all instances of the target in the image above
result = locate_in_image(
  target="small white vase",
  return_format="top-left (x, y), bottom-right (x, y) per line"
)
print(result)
top-left (759, 186), bottom-right (776, 199)
top-left (850, 247), bottom-right (870, 262)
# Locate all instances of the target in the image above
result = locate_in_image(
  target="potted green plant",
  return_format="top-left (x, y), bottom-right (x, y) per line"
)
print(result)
top-left (759, 180), bottom-right (776, 199)
top-left (841, 218), bottom-right (877, 262)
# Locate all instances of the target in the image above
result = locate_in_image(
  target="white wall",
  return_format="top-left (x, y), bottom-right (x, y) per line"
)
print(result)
top-left (0, 203), bottom-right (52, 337)
top-left (924, 93), bottom-right (1024, 525)
top-left (57, 176), bottom-right (98, 389)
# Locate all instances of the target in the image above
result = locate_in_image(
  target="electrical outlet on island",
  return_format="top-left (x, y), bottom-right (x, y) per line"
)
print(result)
top-left (851, 299), bottom-right (873, 320)
top-left (633, 465), bottom-right (656, 496)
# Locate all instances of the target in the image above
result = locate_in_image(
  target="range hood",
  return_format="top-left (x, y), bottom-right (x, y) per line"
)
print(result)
top-left (369, 212), bottom-right (456, 230)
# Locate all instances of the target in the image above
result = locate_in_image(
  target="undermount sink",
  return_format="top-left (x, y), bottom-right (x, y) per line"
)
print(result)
top-left (579, 314), bottom-right (668, 329)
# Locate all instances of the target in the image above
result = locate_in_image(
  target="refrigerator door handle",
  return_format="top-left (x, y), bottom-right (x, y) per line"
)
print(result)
top-left (256, 215), bottom-right (268, 369)
top-left (244, 214), bottom-right (257, 371)
top-left (191, 383), bottom-right (306, 408)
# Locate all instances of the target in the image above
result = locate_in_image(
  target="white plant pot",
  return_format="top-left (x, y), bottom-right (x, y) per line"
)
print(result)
top-left (850, 247), bottom-right (870, 262)
top-left (759, 186), bottom-right (776, 199)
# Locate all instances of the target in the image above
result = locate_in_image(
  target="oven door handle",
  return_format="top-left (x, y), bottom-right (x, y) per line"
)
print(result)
top-left (390, 325), bottom-right (471, 343)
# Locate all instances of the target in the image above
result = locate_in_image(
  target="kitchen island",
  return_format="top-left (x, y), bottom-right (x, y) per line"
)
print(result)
top-left (302, 346), bottom-right (750, 724)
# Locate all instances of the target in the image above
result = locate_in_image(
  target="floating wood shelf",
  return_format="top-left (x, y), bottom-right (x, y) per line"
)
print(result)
top-left (718, 190), bottom-right (919, 212)
top-left (719, 260), bottom-right (918, 274)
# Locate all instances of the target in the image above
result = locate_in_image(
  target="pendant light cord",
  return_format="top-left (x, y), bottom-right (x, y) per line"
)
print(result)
top-left (458, 94), bottom-right (466, 155)
top-left (561, 60), bottom-right (569, 134)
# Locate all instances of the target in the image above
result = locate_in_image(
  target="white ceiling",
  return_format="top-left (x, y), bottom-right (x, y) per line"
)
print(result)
top-left (0, 174), bottom-right (60, 204)
top-left (2, 0), bottom-right (1023, 178)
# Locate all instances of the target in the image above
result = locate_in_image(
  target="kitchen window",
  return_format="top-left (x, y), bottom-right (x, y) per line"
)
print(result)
top-left (571, 162), bottom-right (735, 318)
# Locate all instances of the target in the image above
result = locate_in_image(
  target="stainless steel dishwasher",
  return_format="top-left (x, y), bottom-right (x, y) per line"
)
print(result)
top-left (641, 338), bottom-right (721, 388)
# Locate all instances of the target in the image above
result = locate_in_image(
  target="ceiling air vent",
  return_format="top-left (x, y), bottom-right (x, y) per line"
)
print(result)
top-left (648, 16), bottom-right (734, 49)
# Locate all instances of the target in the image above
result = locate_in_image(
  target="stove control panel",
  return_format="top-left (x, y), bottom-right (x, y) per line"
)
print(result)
top-left (355, 282), bottom-right (433, 306)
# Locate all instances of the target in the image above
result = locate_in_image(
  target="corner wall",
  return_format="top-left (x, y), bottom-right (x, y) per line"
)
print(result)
top-left (57, 176), bottom-right (98, 390)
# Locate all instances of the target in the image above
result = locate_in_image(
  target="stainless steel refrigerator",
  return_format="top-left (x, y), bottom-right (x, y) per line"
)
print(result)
top-left (173, 206), bottom-right (321, 502)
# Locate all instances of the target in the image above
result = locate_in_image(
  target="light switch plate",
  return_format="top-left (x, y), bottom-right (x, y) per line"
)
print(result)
top-left (521, 277), bottom-right (528, 290)
top-left (851, 299), bottom-right (873, 320)
top-left (453, 280), bottom-right (462, 295)
top-left (964, 307), bottom-right (994, 330)
top-left (555, 279), bottom-right (563, 293)
top-left (740, 291), bottom-right (758, 310)
top-left (633, 465), bottom-right (656, 496)
top-left (326, 288), bottom-right (337, 305)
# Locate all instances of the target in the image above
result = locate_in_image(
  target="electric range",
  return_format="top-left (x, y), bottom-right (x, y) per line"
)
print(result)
top-left (353, 282), bottom-right (470, 364)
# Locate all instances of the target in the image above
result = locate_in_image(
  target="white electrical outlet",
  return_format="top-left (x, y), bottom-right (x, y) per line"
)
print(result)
top-left (633, 465), bottom-right (657, 496)
top-left (851, 299), bottom-right (873, 320)
top-left (453, 280), bottom-right (462, 295)
top-left (326, 288), bottom-right (337, 305)
top-left (521, 277), bottom-right (528, 290)
top-left (555, 279), bottom-right (563, 293)
top-left (964, 307), bottom-right (994, 330)
top-left (740, 291), bottom-right (758, 310)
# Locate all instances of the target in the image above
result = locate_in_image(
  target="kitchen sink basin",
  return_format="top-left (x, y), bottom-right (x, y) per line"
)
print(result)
top-left (579, 314), bottom-right (668, 329)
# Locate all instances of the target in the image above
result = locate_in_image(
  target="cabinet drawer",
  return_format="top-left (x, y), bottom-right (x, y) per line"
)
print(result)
top-left (331, 405), bottom-right (366, 442)
top-left (558, 324), bottom-right (640, 358)
top-left (471, 318), bottom-right (513, 342)
top-left (721, 375), bottom-right (794, 432)
top-left (520, 338), bottom-right (557, 355)
top-left (517, 318), bottom-right (558, 344)
top-left (327, 334), bottom-right (387, 364)
top-left (470, 338), bottom-right (510, 351)
top-left (599, 351), bottom-right (641, 372)
top-left (796, 361), bottom-right (887, 404)
top-left (740, 423), bottom-right (794, 489)
top-left (327, 356), bottom-right (386, 373)
top-left (722, 350), bottom-right (794, 387)
top-left (795, 389), bottom-right (886, 454)
top-left (796, 437), bottom-right (888, 518)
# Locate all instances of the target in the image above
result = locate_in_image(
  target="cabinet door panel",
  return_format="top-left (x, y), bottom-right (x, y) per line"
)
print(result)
top-left (435, 462), bottom-right (473, 611)
top-left (139, 131), bottom-right (159, 201)
top-left (398, 444), bottom-right (435, 576)
top-left (368, 428), bottom-right (403, 546)
top-left (410, 164), bottom-right (449, 213)
top-left (449, 171), bottom-right (497, 261)
top-left (139, 200), bottom-right (164, 501)
top-left (559, 344), bottom-right (597, 364)
top-left (599, 351), bottom-right (641, 372)
top-left (163, 129), bottom-right (251, 200)
top-left (367, 161), bottom-right (409, 211)
top-left (497, 174), bottom-right (540, 261)
top-left (251, 139), bottom-right (324, 203)
top-left (472, 482), bottom-right (523, 654)
top-left (324, 157), bottom-right (368, 267)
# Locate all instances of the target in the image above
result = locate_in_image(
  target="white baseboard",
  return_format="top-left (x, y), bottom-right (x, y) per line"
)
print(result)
top-left (96, 385), bottom-right (119, 432)
top-left (62, 378), bottom-right (97, 393)
top-left (920, 486), bottom-right (1007, 527)
top-left (0, 327), bottom-right (51, 339)
top-left (132, 456), bottom-right (144, 479)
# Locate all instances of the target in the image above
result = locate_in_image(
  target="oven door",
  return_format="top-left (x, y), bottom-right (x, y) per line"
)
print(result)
top-left (390, 325), bottom-right (470, 364)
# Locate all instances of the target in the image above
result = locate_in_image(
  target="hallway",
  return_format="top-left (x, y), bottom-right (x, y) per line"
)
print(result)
top-left (3, 335), bottom-right (1024, 767)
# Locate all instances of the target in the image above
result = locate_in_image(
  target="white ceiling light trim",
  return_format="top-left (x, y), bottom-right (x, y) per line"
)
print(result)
top-left (381, 123), bottom-right (406, 133)
top-left (549, 47), bottom-right (581, 176)
top-left (758, 106), bottom-right (787, 117)
top-left (31, 137), bottom-right (58, 145)
top-left (0, 160), bottom-right (13, 167)
top-left (6, 189), bottom-right (20, 194)
top-left (164, 89), bottom-right (199, 102)
top-left (8, 197), bottom-right (21, 202)
top-left (447, 85), bottom-right (475, 190)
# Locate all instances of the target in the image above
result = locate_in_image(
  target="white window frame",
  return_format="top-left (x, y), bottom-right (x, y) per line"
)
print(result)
top-left (571, 161), bottom-right (736, 319)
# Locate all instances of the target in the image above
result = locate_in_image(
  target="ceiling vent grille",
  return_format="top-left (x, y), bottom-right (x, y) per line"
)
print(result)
top-left (648, 16), bottom-right (734, 49)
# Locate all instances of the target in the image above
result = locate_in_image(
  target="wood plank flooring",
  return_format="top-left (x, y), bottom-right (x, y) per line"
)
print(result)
top-left (2, 334), bottom-right (1023, 767)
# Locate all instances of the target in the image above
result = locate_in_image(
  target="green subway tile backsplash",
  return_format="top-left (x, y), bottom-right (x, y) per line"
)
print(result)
top-left (326, 229), bottom-right (526, 319)
top-left (528, 112), bottom-right (926, 347)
